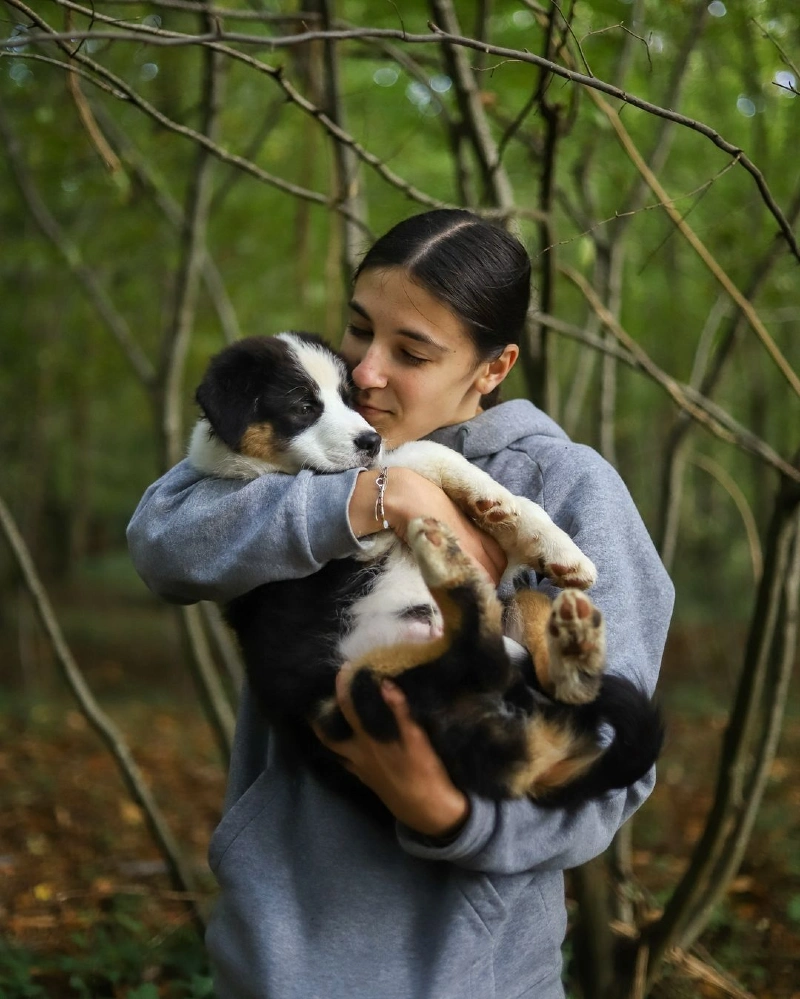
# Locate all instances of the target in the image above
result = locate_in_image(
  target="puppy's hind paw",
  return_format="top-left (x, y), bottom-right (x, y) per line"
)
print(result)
top-left (406, 517), bottom-right (479, 590)
top-left (547, 590), bottom-right (606, 705)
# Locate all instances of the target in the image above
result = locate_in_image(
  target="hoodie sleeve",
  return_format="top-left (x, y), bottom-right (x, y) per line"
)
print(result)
top-left (126, 460), bottom-right (369, 604)
top-left (397, 443), bottom-right (674, 874)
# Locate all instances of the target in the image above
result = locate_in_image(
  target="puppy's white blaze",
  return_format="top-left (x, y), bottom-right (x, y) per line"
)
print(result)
top-left (187, 419), bottom-right (279, 479)
top-left (339, 552), bottom-right (442, 663)
top-left (278, 332), bottom-right (378, 472)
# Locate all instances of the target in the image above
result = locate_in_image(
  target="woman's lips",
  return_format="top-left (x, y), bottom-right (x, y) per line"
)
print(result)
top-left (357, 402), bottom-right (390, 417)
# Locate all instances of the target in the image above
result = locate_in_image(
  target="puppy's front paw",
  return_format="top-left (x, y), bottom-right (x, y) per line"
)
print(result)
top-left (349, 670), bottom-right (400, 741)
top-left (315, 697), bottom-right (353, 741)
top-left (515, 499), bottom-right (597, 589)
top-left (547, 590), bottom-right (606, 704)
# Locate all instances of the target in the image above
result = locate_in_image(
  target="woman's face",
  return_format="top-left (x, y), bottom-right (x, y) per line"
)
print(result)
top-left (340, 267), bottom-right (495, 447)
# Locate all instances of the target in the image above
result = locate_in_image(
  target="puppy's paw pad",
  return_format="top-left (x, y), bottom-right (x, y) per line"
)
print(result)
top-left (548, 590), bottom-right (606, 704)
top-left (540, 553), bottom-right (596, 589)
top-left (407, 517), bottom-right (475, 589)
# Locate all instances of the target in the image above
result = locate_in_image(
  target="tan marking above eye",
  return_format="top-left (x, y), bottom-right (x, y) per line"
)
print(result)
top-left (239, 423), bottom-right (281, 461)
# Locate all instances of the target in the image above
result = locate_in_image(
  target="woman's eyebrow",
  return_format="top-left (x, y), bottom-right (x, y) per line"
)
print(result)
top-left (348, 299), bottom-right (452, 353)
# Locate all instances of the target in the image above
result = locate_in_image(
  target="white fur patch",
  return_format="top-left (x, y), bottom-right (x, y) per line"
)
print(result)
top-left (187, 419), bottom-right (280, 480)
top-left (278, 333), bottom-right (381, 472)
top-left (339, 549), bottom-right (442, 663)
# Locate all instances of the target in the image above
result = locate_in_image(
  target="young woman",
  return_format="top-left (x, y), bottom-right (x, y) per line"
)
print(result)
top-left (127, 210), bottom-right (674, 999)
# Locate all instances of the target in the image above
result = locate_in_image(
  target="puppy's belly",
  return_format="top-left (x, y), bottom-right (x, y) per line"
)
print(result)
top-left (339, 613), bottom-right (444, 663)
top-left (338, 552), bottom-right (442, 664)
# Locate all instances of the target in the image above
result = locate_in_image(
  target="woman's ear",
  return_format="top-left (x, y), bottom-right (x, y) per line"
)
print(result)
top-left (474, 344), bottom-right (519, 395)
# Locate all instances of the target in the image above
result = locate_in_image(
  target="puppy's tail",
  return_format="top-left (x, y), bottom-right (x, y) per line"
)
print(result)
top-left (540, 674), bottom-right (664, 808)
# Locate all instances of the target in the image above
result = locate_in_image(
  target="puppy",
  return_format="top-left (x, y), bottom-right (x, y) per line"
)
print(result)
top-left (189, 333), bottom-right (662, 804)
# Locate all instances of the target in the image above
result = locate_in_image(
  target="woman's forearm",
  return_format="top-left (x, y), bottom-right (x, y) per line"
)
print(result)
top-left (349, 467), bottom-right (506, 583)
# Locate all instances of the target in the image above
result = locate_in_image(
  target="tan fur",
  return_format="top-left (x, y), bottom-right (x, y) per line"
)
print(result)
top-left (345, 633), bottom-right (453, 681)
top-left (239, 423), bottom-right (282, 463)
top-left (511, 589), bottom-right (556, 692)
top-left (505, 716), bottom-right (603, 799)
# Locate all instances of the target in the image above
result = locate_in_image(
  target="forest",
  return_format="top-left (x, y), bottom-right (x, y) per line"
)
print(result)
top-left (1, 0), bottom-right (799, 996)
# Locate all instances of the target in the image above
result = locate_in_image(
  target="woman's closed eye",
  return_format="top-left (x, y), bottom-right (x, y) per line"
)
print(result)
top-left (346, 324), bottom-right (431, 367)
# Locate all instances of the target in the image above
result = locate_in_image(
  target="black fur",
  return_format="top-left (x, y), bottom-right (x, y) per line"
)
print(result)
top-left (196, 335), bottom-right (663, 808)
top-left (196, 332), bottom-right (353, 453)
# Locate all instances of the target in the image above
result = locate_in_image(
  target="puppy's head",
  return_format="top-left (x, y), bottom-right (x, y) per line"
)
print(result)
top-left (195, 332), bottom-right (382, 473)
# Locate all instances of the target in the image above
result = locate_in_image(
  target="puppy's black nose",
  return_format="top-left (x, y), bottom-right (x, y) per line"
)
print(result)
top-left (354, 431), bottom-right (382, 459)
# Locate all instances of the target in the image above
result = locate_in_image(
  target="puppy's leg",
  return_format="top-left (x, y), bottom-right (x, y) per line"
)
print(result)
top-left (343, 517), bottom-right (508, 740)
top-left (385, 441), bottom-right (595, 589)
top-left (514, 588), bottom-right (606, 705)
top-left (505, 713), bottom-right (602, 800)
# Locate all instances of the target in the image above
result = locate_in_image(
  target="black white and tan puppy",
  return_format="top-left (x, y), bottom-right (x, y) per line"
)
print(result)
top-left (189, 333), bottom-right (663, 805)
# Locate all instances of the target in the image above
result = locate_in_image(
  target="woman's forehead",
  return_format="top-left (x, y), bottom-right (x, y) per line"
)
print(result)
top-left (351, 267), bottom-right (472, 350)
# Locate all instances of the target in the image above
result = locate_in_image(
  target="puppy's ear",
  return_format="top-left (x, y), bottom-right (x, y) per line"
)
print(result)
top-left (195, 375), bottom-right (253, 452)
top-left (195, 336), bottom-right (282, 452)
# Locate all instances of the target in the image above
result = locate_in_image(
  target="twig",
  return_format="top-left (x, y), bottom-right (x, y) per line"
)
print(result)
top-left (159, 1), bottom-right (223, 470)
top-left (643, 481), bottom-right (800, 983)
top-left (427, 0), bottom-right (514, 211)
top-left (3, 0), bottom-right (373, 234)
top-left (0, 493), bottom-right (204, 925)
top-left (76, 0), bottom-right (324, 20)
top-left (657, 183), bottom-right (800, 565)
top-left (92, 101), bottom-right (241, 344)
top-left (752, 16), bottom-right (800, 79)
top-left (315, 0), bottom-right (367, 282)
top-left (588, 87), bottom-right (800, 400)
top-left (690, 453), bottom-right (763, 583)
top-left (63, 5), bottom-right (121, 172)
top-left (550, 275), bottom-right (800, 484)
top-left (0, 104), bottom-right (156, 389)
top-left (9, 6), bottom-right (798, 261)
top-left (2, 50), bottom-right (126, 95)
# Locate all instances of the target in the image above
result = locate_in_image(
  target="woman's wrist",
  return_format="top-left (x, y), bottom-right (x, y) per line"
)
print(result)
top-left (348, 467), bottom-right (420, 539)
top-left (402, 789), bottom-right (470, 840)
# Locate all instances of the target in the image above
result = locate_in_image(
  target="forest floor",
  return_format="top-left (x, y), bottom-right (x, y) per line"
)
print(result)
top-left (1, 576), bottom-right (799, 998)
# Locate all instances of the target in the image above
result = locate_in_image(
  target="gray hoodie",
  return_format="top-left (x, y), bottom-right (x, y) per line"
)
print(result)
top-left (127, 399), bottom-right (674, 999)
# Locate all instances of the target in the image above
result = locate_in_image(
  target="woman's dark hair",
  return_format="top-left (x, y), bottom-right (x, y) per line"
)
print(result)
top-left (354, 209), bottom-right (531, 406)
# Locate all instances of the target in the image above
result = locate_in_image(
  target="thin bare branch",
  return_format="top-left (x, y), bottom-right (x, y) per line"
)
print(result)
top-left (5, 50), bottom-right (126, 94)
top-left (92, 102), bottom-right (241, 344)
top-left (588, 88), bottom-right (800, 400)
top-left (549, 276), bottom-right (800, 485)
top-left (5, 0), bottom-right (375, 234)
top-left (691, 453), bottom-right (763, 583)
top-left (63, 5), bottom-right (121, 172)
top-left (314, 0), bottom-right (368, 281)
top-left (83, 0), bottom-right (323, 20)
top-left (427, 0), bottom-right (515, 211)
top-left (159, 2), bottom-right (224, 470)
top-left (11, 4), bottom-right (797, 259)
top-left (0, 493), bottom-right (204, 922)
top-left (0, 103), bottom-right (157, 388)
top-left (643, 479), bottom-right (800, 982)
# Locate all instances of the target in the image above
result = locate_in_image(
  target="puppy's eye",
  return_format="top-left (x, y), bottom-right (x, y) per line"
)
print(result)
top-left (297, 401), bottom-right (314, 415)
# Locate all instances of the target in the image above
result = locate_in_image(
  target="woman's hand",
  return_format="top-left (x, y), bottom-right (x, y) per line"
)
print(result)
top-left (313, 671), bottom-right (470, 840)
top-left (349, 468), bottom-right (506, 585)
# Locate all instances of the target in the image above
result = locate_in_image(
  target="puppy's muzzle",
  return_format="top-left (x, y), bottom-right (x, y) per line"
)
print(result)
top-left (354, 431), bottom-right (382, 461)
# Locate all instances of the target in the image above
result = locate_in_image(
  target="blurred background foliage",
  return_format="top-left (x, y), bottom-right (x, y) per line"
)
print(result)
top-left (1, 0), bottom-right (798, 616)
top-left (1, 0), bottom-right (799, 995)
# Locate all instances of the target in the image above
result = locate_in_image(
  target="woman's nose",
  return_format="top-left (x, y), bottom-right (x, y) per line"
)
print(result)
top-left (351, 346), bottom-right (387, 389)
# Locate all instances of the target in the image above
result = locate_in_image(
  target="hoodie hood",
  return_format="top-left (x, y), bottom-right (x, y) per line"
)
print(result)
top-left (425, 398), bottom-right (569, 459)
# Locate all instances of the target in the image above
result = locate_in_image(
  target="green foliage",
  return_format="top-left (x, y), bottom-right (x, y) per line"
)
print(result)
top-left (0, 897), bottom-right (213, 999)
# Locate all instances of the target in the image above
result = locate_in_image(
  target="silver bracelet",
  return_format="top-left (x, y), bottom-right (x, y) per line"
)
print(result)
top-left (374, 467), bottom-right (389, 530)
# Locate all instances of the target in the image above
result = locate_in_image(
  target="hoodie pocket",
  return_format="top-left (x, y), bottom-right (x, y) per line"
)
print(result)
top-left (208, 767), bottom-right (282, 874)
